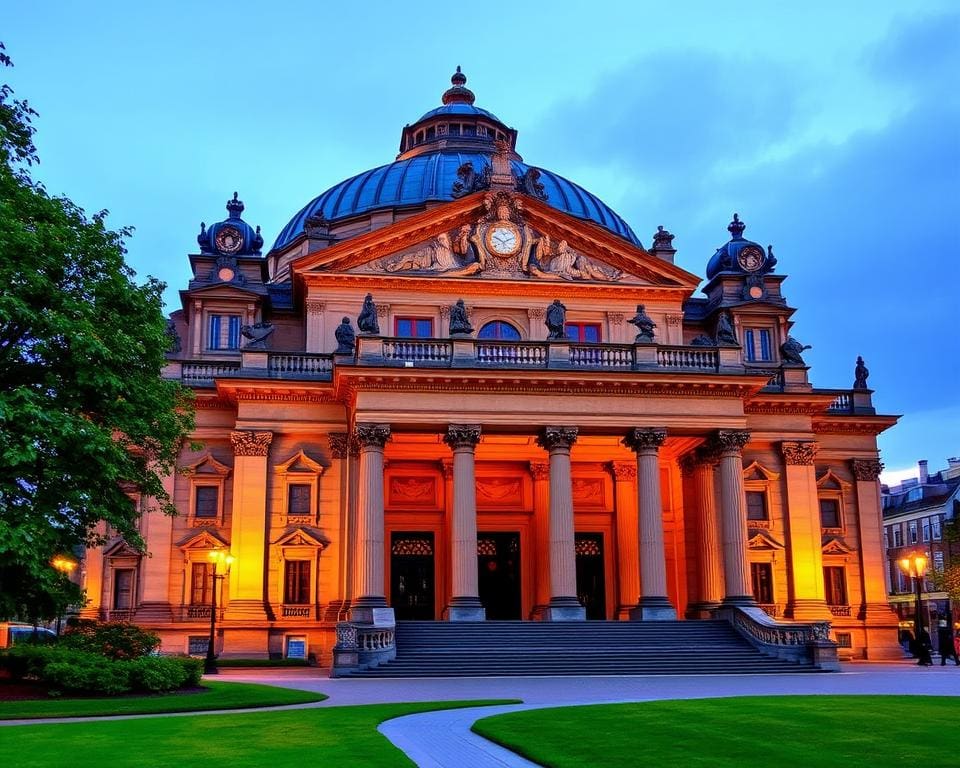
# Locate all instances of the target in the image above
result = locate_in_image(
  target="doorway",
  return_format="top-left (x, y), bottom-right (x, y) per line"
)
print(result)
top-left (390, 531), bottom-right (435, 620)
top-left (478, 532), bottom-right (522, 620)
top-left (575, 532), bottom-right (606, 620)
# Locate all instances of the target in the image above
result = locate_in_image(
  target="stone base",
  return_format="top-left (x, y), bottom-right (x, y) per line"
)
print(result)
top-left (629, 596), bottom-right (677, 621)
top-left (223, 599), bottom-right (270, 621)
top-left (722, 594), bottom-right (756, 607)
top-left (135, 601), bottom-right (173, 621)
top-left (543, 597), bottom-right (586, 621)
top-left (685, 601), bottom-right (721, 620)
top-left (787, 599), bottom-right (834, 621)
top-left (448, 599), bottom-right (486, 622)
top-left (350, 603), bottom-right (394, 626)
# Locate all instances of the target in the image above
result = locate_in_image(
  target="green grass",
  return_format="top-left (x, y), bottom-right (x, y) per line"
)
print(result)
top-left (473, 695), bottom-right (960, 767)
top-left (0, 700), bottom-right (517, 767)
top-left (0, 681), bottom-right (326, 719)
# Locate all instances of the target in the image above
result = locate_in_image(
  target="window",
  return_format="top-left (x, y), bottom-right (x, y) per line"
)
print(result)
top-left (284, 560), bottom-right (311, 605)
top-left (113, 568), bottom-right (135, 610)
top-left (746, 491), bottom-right (769, 521)
top-left (743, 328), bottom-right (772, 362)
top-left (188, 636), bottom-right (209, 655)
top-left (819, 498), bottom-right (841, 529)
top-left (933, 517), bottom-right (942, 540)
top-left (893, 527), bottom-right (903, 547)
top-left (190, 562), bottom-right (213, 605)
top-left (750, 562), bottom-right (774, 604)
top-left (934, 550), bottom-right (945, 572)
top-left (883, 529), bottom-right (889, 549)
top-left (922, 519), bottom-right (931, 542)
top-left (909, 521), bottom-right (918, 544)
top-left (478, 321), bottom-right (521, 341)
top-left (288, 484), bottom-right (311, 516)
top-left (565, 322), bottom-right (602, 343)
top-left (895, 569), bottom-right (907, 593)
top-left (823, 566), bottom-right (847, 605)
top-left (194, 486), bottom-right (219, 519)
top-left (208, 314), bottom-right (241, 350)
top-left (394, 317), bottom-right (433, 338)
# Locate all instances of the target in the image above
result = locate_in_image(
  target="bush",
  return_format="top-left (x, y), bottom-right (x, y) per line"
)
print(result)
top-left (44, 657), bottom-right (131, 695)
top-left (128, 656), bottom-right (186, 692)
top-left (61, 620), bottom-right (160, 659)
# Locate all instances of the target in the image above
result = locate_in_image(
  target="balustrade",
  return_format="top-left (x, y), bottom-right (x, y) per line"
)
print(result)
top-left (657, 345), bottom-right (719, 371)
top-left (476, 341), bottom-right (547, 367)
top-left (281, 605), bottom-right (313, 618)
top-left (827, 392), bottom-right (853, 412)
top-left (181, 361), bottom-right (241, 384)
top-left (382, 338), bottom-right (451, 363)
top-left (268, 353), bottom-right (333, 377)
top-left (828, 605), bottom-right (852, 617)
top-left (569, 344), bottom-right (633, 368)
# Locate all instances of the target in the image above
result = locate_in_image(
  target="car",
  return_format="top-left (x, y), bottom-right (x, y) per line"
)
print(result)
top-left (0, 622), bottom-right (58, 648)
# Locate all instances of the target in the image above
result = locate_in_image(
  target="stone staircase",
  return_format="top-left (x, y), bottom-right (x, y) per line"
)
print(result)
top-left (343, 619), bottom-right (822, 677)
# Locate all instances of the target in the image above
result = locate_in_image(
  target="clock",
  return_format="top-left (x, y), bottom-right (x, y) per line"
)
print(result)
top-left (215, 226), bottom-right (243, 254)
top-left (737, 245), bottom-right (765, 272)
top-left (486, 223), bottom-right (521, 257)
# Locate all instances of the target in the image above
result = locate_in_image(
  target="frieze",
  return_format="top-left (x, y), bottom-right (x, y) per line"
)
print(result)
top-left (608, 461), bottom-right (637, 481)
top-left (194, 397), bottom-right (234, 410)
top-left (388, 476), bottom-right (436, 504)
top-left (230, 430), bottom-right (273, 456)
top-left (781, 441), bottom-right (819, 466)
top-left (571, 478), bottom-right (604, 504)
top-left (537, 426), bottom-right (579, 452)
top-left (444, 424), bottom-right (482, 450)
top-left (850, 458), bottom-right (884, 481)
top-left (622, 427), bottom-right (667, 453)
top-left (477, 477), bottom-right (523, 505)
top-left (354, 423), bottom-right (391, 449)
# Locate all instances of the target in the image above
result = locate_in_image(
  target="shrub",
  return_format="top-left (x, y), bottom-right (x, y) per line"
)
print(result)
top-left (61, 620), bottom-right (160, 660)
top-left (43, 656), bottom-right (132, 695)
top-left (128, 656), bottom-right (187, 692)
top-left (177, 656), bottom-right (203, 687)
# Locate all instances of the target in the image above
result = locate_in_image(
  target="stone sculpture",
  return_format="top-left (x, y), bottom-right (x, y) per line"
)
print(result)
top-left (240, 321), bottom-right (275, 349)
top-left (449, 299), bottom-right (473, 336)
top-left (854, 355), bottom-right (870, 389)
top-left (545, 299), bottom-right (567, 340)
top-left (334, 317), bottom-right (356, 354)
top-left (628, 304), bottom-right (656, 343)
top-left (357, 293), bottom-right (380, 334)
top-left (716, 311), bottom-right (738, 345)
top-left (781, 336), bottom-right (812, 365)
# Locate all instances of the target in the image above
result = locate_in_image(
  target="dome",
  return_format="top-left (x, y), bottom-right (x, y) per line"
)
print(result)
top-left (198, 192), bottom-right (264, 257)
top-left (705, 214), bottom-right (776, 280)
top-left (270, 68), bottom-right (641, 252)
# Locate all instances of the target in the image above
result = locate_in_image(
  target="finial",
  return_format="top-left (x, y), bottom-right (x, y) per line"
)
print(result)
top-left (452, 65), bottom-right (466, 86)
top-left (727, 213), bottom-right (745, 240)
top-left (442, 65), bottom-right (475, 105)
top-left (226, 191), bottom-right (245, 217)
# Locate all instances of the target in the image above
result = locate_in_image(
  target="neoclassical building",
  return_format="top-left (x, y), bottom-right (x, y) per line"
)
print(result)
top-left (80, 69), bottom-right (901, 668)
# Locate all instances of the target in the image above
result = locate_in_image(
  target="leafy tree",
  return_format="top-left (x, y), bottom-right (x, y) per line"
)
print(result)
top-left (0, 44), bottom-right (194, 622)
top-left (929, 517), bottom-right (960, 603)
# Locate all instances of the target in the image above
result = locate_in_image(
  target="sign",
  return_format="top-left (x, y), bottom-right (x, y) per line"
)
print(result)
top-left (286, 636), bottom-right (306, 659)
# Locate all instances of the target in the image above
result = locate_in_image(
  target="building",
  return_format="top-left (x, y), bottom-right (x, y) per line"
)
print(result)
top-left (79, 69), bottom-right (902, 668)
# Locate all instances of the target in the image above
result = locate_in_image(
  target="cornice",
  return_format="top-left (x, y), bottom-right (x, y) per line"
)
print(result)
top-left (743, 393), bottom-right (838, 415)
top-left (812, 415), bottom-right (900, 436)
top-left (214, 380), bottom-right (339, 404)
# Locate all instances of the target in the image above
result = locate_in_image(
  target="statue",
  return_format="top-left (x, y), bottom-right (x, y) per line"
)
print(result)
top-left (715, 311), bottom-right (738, 345)
top-left (853, 355), bottom-right (869, 389)
top-left (766, 244), bottom-right (778, 271)
top-left (628, 304), bottom-right (656, 343)
top-left (240, 321), bottom-right (275, 350)
top-left (334, 317), bottom-right (356, 354)
top-left (781, 336), bottom-right (812, 365)
top-left (451, 161), bottom-right (490, 198)
top-left (449, 299), bottom-right (473, 336)
top-left (545, 299), bottom-right (567, 340)
top-left (357, 293), bottom-right (380, 334)
top-left (515, 167), bottom-right (547, 200)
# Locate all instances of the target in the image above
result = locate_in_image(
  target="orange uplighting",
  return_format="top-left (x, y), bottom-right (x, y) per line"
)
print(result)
top-left (51, 555), bottom-right (77, 574)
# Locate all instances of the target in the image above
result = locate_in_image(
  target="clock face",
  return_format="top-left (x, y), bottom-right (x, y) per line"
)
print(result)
top-left (737, 246), bottom-right (765, 272)
top-left (487, 224), bottom-right (521, 256)
top-left (215, 226), bottom-right (243, 254)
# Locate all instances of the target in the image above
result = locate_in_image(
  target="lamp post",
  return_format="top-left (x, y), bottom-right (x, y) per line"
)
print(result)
top-left (50, 555), bottom-right (78, 636)
top-left (899, 553), bottom-right (928, 644)
top-left (204, 549), bottom-right (234, 675)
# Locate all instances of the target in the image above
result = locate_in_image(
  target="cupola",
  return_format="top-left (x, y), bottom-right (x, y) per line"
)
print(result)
top-left (197, 192), bottom-right (265, 257)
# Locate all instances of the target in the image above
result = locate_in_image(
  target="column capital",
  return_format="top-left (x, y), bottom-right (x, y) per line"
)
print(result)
top-left (444, 424), bottom-right (482, 450)
top-left (781, 440), bottom-right (818, 465)
top-left (528, 461), bottom-right (550, 480)
top-left (708, 429), bottom-right (750, 456)
top-left (354, 423), bottom-right (391, 449)
top-left (230, 430), bottom-right (273, 456)
top-left (850, 458), bottom-right (884, 481)
top-left (609, 461), bottom-right (637, 481)
top-left (622, 427), bottom-right (667, 453)
top-left (305, 300), bottom-right (326, 316)
top-left (537, 426), bottom-right (578, 452)
top-left (328, 432), bottom-right (350, 459)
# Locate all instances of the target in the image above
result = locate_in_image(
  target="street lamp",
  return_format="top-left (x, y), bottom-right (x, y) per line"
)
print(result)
top-left (899, 553), bottom-right (928, 644)
top-left (204, 549), bottom-right (234, 675)
top-left (50, 555), bottom-right (78, 636)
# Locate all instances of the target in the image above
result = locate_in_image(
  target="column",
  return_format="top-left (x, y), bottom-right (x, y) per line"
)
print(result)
top-left (350, 423), bottom-right (391, 624)
top-left (305, 299), bottom-right (325, 352)
top-left (624, 427), bottom-right (676, 620)
top-left (535, 427), bottom-right (586, 620)
top-left (224, 430), bottom-right (272, 621)
top-left (136, 472), bottom-right (176, 621)
top-left (444, 425), bottom-right (485, 621)
top-left (684, 447), bottom-right (725, 616)
top-left (851, 458), bottom-right (903, 659)
top-left (610, 461), bottom-right (641, 618)
top-left (529, 461), bottom-right (552, 619)
top-left (712, 429), bottom-right (753, 604)
top-left (781, 441), bottom-right (832, 620)
top-left (328, 432), bottom-right (351, 619)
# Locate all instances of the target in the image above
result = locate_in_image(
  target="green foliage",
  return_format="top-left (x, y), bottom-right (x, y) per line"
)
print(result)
top-left (0, 43), bottom-right (194, 622)
top-left (127, 656), bottom-right (188, 692)
top-left (43, 656), bottom-right (131, 695)
top-left (60, 620), bottom-right (160, 660)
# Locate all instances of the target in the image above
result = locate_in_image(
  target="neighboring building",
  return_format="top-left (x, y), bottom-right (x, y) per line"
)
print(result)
top-left (883, 458), bottom-right (960, 645)
top-left (79, 69), bottom-right (902, 667)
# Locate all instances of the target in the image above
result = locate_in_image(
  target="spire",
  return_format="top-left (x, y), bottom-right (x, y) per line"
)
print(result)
top-left (442, 65), bottom-right (476, 105)
top-left (226, 191), bottom-right (245, 218)
top-left (727, 213), bottom-right (746, 240)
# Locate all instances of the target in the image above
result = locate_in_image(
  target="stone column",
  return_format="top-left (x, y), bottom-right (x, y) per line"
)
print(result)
top-left (535, 427), bottom-right (586, 621)
top-left (623, 428), bottom-right (675, 620)
top-left (781, 441), bottom-right (832, 620)
top-left (610, 461), bottom-right (641, 618)
top-left (851, 458), bottom-right (903, 659)
top-left (712, 430), bottom-right (753, 604)
top-left (224, 430), bottom-right (272, 621)
top-left (305, 299), bottom-right (325, 353)
top-left (444, 425), bottom-right (485, 621)
top-left (683, 447), bottom-right (725, 616)
top-left (529, 461), bottom-right (552, 618)
top-left (135, 472), bottom-right (176, 621)
top-left (350, 423), bottom-right (392, 624)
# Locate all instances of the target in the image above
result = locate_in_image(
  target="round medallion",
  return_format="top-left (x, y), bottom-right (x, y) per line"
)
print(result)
top-left (748, 285), bottom-right (764, 299)
top-left (737, 245), bottom-right (765, 272)
top-left (486, 223), bottom-right (521, 257)
top-left (217, 267), bottom-right (236, 282)
top-left (215, 226), bottom-right (243, 254)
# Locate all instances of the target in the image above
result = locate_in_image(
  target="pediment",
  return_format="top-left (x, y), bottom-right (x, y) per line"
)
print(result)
top-left (291, 191), bottom-right (699, 290)
top-left (744, 461), bottom-right (780, 482)
top-left (103, 539), bottom-right (142, 559)
top-left (747, 530), bottom-right (784, 550)
top-left (275, 449), bottom-right (325, 475)
top-left (177, 529), bottom-right (230, 550)
top-left (184, 453), bottom-right (232, 476)
top-left (817, 469), bottom-right (851, 491)
top-left (822, 536), bottom-right (855, 555)
top-left (273, 525), bottom-right (328, 549)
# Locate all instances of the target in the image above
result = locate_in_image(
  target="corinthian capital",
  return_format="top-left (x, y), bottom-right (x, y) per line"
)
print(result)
top-left (354, 423), bottom-right (391, 449)
top-left (328, 432), bottom-right (350, 459)
top-left (708, 429), bottom-right (750, 456)
top-left (536, 426), bottom-right (579, 452)
top-left (850, 458), bottom-right (884, 481)
top-left (444, 424), bottom-right (482, 450)
top-left (781, 441), bottom-right (818, 466)
top-left (622, 427), bottom-right (667, 453)
top-left (230, 430), bottom-right (273, 457)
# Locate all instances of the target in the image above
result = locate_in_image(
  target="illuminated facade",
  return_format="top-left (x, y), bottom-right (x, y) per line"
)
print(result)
top-left (80, 70), bottom-right (901, 667)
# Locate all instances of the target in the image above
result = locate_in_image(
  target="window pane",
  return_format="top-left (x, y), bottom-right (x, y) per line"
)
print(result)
top-left (227, 316), bottom-right (241, 349)
top-left (395, 318), bottom-right (413, 337)
top-left (416, 319), bottom-right (433, 338)
top-left (191, 562), bottom-right (212, 605)
top-left (819, 498), bottom-right (840, 528)
top-left (564, 323), bottom-right (580, 342)
top-left (285, 560), bottom-right (311, 604)
top-left (288, 484), bottom-right (311, 515)
top-left (751, 563), bottom-right (773, 603)
top-left (759, 330), bottom-right (771, 361)
top-left (744, 330), bottom-right (755, 361)
top-left (195, 486), bottom-right (219, 518)
top-left (113, 569), bottom-right (134, 610)
top-left (208, 315), bottom-right (221, 350)
top-left (582, 324), bottom-right (601, 343)
top-left (478, 321), bottom-right (520, 341)
top-left (823, 566), bottom-right (847, 605)
top-left (746, 491), bottom-right (768, 520)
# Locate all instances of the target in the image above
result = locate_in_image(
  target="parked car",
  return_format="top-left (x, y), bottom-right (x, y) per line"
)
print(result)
top-left (0, 622), bottom-right (58, 648)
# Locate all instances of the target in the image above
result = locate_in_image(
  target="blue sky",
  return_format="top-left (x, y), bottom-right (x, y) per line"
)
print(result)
top-left (4, 1), bottom-right (958, 479)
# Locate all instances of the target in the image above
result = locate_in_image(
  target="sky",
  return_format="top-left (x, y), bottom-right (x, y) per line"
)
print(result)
top-left (4, 1), bottom-right (958, 480)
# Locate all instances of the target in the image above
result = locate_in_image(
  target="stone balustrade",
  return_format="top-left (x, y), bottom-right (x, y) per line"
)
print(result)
top-left (179, 361), bottom-right (242, 385)
top-left (715, 604), bottom-right (839, 670)
top-left (268, 353), bottom-right (333, 377)
top-left (331, 620), bottom-right (397, 676)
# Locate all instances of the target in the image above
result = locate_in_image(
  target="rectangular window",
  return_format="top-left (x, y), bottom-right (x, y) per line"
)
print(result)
top-left (194, 486), bottom-right (219, 518)
top-left (933, 518), bottom-right (942, 540)
top-left (746, 491), bottom-right (768, 521)
top-left (288, 484), bottom-right (312, 516)
top-left (893, 527), bottom-right (903, 547)
top-left (565, 322), bottom-right (602, 343)
top-left (909, 521), bottom-right (918, 544)
top-left (208, 314), bottom-right (241, 350)
top-left (819, 498), bottom-right (841, 529)
top-left (896, 569), bottom-right (907, 593)
top-left (934, 551), bottom-right (945, 572)
top-left (744, 328), bottom-right (772, 362)
top-left (883, 529), bottom-right (889, 549)
top-left (750, 562), bottom-right (774, 604)
top-left (922, 519), bottom-right (931, 542)
top-left (191, 562), bottom-right (213, 605)
top-left (394, 317), bottom-right (434, 338)
top-left (113, 568), bottom-right (135, 610)
top-left (823, 566), bottom-right (847, 605)
top-left (284, 560), bottom-right (311, 605)
top-left (188, 636), bottom-right (209, 656)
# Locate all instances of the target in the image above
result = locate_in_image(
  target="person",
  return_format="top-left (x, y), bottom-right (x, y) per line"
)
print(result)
top-left (938, 617), bottom-right (959, 665)
top-left (916, 626), bottom-right (933, 666)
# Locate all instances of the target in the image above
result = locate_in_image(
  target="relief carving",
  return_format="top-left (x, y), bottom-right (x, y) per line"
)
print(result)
top-left (707, 430), bottom-right (751, 455)
top-left (476, 477), bottom-right (523, 504)
top-left (528, 461), bottom-right (550, 480)
top-left (571, 478), bottom-right (603, 504)
top-left (622, 427), bottom-right (667, 453)
top-left (444, 424), bottom-right (482, 450)
top-left (609, 461), bottom-right (637, 481)
top-left (328, 432), bottom-right (350, 459)
top-left (354, 423), bottom-right (391, 449)
top-left (850, 458), bottom-right (884, 481)
top-left (781, 441), bottom-right (818, 466)
top-left (537, 426), bottom-right (579, 452)
top-left (388, 476), bottom-right (436, 504)
top-left (230, 430), bottom-right (273, 457)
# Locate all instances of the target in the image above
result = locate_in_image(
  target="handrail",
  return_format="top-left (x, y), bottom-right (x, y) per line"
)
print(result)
top-left (715, 604), bottom-right (838, 670)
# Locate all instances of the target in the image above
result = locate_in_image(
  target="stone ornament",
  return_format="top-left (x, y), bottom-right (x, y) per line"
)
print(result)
top-left (628, 304), bottom-right (656, 343)
top-left (609, 461), bottom-right (638, 481)
top-left (334, 317), bottom-right (356, 354)
top-left (230, 430), bottom-right (273, 456)
top-left (328, 432), bottom-right (350, 459)
top-left (850, 458), bottom-right (884, 481)
top-left (781, 336), bottom-right (811, 365)
top-left (305, 300), bottom-right (326, 317)
top-left (528, 461), bottom-right (550, 480)
top-left (240, 322), bottom-right (274, 350)
top-left (448, 299), bottom-right (473, 336)
top-left (622, 427), bottom-right (667, 453)
top-left (781, 441), bottom-right (819, 466)
top-left (536, 426), bottom-right (579, 452)
top-left (715, 311), bottom-right (738, 346)
top-left (357, 293), bottom-right (380, 334)
top-left (444, 424), bottom-right (482, 450)
top-left (854, 356), bottom-right (870, 390)
top-left (354, 423), bottom-right (391, 449)
top-left (708, 430), bottom-right (751, 455)
top-left (545, 300), bottom-right (567, 340)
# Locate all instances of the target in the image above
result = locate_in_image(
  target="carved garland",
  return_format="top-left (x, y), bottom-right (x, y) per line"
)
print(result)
top-left (781, 441), bottom-right (819, 466)
top-left (850, 458), bottom-right (884, 481)
top-left (230, 430), bottom-right (273, 456)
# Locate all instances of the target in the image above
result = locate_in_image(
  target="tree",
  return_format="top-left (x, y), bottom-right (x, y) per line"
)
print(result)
top-left (929, 517), bottom-right (960, 605)
top-left (0, 44), bottom-right (194, 622)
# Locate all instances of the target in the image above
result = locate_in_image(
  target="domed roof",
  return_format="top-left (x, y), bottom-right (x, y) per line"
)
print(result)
top-left (705, 214), bottom-right (776, 280)
top-left (198, 192), bottom-right (264, 257)
top-left (271, 68), bottom-right (641, 252)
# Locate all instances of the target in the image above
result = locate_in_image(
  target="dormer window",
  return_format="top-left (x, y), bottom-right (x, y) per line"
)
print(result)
top-left (743, 328), bottom-right (772, 362)
top-left (208, 314), bottom-right (241, 350)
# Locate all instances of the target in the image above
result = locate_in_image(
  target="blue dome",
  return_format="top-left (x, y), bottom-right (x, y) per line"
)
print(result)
top-left (705, 214), bottom-right (776, 280)
top-left (272, 150), bottom-right (641, 251)
top-left (416, 103), bottom-right (504, 123)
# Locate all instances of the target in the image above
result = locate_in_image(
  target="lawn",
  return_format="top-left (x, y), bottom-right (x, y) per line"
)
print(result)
top-left (0, 699), bottom-right (516, 767)
top-left (0, 681), bottom-right (326, 719)
top-left (473, 695), bottom-right (960, 768)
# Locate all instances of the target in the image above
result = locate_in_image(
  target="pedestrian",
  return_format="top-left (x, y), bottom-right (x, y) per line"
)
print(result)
top-left (937, 617), bottom-right (959, 665)
top-left (917, 627), bottom-right (934, 666)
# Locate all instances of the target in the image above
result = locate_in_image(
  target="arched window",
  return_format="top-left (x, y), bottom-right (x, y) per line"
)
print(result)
top-left (478, 321), bottom-right (521, 341)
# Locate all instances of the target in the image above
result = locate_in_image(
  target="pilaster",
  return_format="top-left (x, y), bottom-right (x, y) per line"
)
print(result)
top-left (529, 461), bottom-right (551, 618)
top-left (135, 472), bottom-right (176, 621)
top-left (683, 447), bottom-right (725, 617)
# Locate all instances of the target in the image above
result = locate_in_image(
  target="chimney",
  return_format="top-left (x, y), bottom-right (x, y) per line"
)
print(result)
top-left (919, 460), bottom-right (929, 484)
top-left (948, 458), bottom-right (960, 469)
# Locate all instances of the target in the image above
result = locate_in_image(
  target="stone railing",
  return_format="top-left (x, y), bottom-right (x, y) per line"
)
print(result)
top-left (177, 605), bottom-right (225, 622)
top-left (570, 344), bottom-right (634, 369)
top-left (101, 609), bottom-right (133, 622)
top-left (268, 353), bottom-right (333, 378)
top-left (180, 361), bottom-right (242, 385)
top-left (476, 341), bottom-right (548, 367)
top-left (657, 345), bottom-right (719, 371)
top-left (331, 619), bottom-right (397, 676)
top-left (758, 603), bottom-right (782, 618)
top-left (827, 392), bottom-right (852, 412)
top-left (829, 605), bottom-right (852, 618)
top-left (281, 604), bottom-right (314, 618)
top-left (715, 604), bottom-right (839, 670)
top-left (381, 339), bottom-right (452, 364)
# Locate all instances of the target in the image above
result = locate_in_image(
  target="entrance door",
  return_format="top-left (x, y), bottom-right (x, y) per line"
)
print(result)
top-left (390, 532), bottom-right (435, 620)
top-left (478, 532), bottom-right (521, 620)
top-left (575, 533), bottom-right (606, 620)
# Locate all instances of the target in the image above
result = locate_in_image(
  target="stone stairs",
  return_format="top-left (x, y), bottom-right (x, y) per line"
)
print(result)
top-left (344, 619), bottom-right (821, 677)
